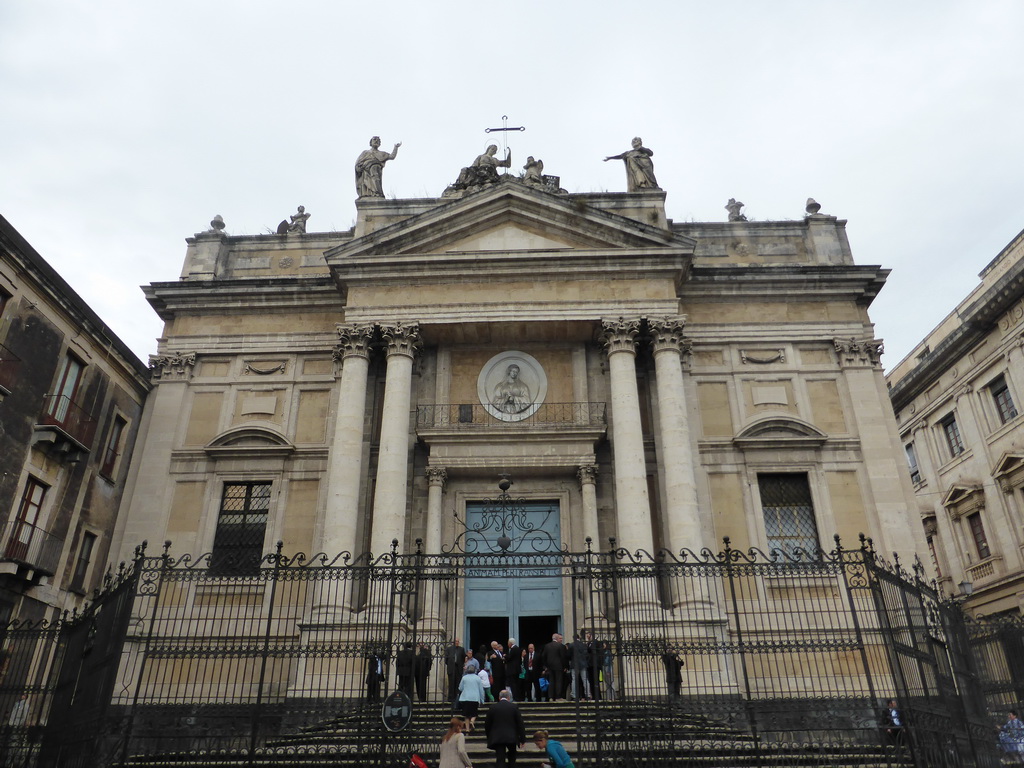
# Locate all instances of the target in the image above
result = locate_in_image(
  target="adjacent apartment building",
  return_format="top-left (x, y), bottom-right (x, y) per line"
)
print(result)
top-left (0, 215), bottom-right (150, 624)
top-left (888, 226), bottom-right (1024, 616)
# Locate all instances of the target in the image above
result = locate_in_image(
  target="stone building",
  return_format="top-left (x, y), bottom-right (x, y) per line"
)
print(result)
top-left (0, 215), bottom-right (149, 624)
top-left (888, 226), bottom-right (1024, 616)
top-left (113, 164), bottom-right (927, 647)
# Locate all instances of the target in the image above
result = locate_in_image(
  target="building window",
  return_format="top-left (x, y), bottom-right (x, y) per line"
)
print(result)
top-left (905, 443), bottom-right (921, 485)
top-left (211, 482), bottom-right (271, 575)
top-left (48, 353), bottom-right (84, 424)
top-left (71, 531), bottom-right (97, 592)
top-left (758, 473), bottom-right (819, 556)
top-left (991, 376), bottom-right (1018, 425)
top-left (967, 512), bottom-right (991, 560)
top-left (5, 478), bottom-right (47, 562)
top-left (941, 414), bottom-right (965, 458)
top-left (100, 415), bottom-right (127, 478)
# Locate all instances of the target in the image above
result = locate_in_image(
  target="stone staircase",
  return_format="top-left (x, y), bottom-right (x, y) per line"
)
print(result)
top-left (122, 699), bottom-right (915, 768)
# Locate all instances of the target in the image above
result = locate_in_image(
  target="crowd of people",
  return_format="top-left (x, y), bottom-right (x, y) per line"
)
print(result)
top-left (445, 632), bottom-right (617, 707)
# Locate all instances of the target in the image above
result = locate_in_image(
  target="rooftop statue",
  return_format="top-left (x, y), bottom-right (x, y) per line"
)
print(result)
top-left (277, 205), bottom-right (311, 234)
top-left (355, 136), bottom-right (401, 199)
top-left (522, 156), bottom-right (544, 185)
top-left (726, 198), bottom-right (747, 222)
top-left (604, 137), bottom-right (659, 192)
top-left (207, 214), bottom-right (226, 233)
top-left (453, 144), bottom-right (512, 191)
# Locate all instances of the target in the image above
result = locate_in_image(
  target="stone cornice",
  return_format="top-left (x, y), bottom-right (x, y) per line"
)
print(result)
top-left (684, 264), bottom-right (888, 306)
top-left (144, 276), bottom-right (341, 320)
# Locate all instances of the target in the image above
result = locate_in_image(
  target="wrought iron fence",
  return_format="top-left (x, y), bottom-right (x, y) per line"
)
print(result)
top-left (0, 537), bottom-right (1012, 767)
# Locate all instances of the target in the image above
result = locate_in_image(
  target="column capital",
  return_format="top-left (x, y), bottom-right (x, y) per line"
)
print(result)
top-left (833, 337), bottom-right (884, 368)
top-left (577, 463), bottom-right (598, 487)
top-left (649, 316), bottom-right (692, 358)
top-left (426, 466), bottom-right (448, 488)
top-left (149, 351), bottom-right (196, 382)
top-left (600, 317), bottom-right (641, 356)
top-left (380, 322), bottom-right (422, 360)
top-left (333, 323), bottom-right (374, 362)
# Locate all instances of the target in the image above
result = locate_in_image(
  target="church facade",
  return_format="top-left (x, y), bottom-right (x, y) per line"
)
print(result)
top-left (113, 166), bottom-right (926, 647)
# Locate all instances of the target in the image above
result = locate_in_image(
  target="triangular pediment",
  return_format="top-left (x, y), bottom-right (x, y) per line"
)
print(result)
top-left (942, 484), bottom-right (983, 509)
top-left (326, 183), bottom-right (696, 263)
top-left (432, 221), bottom-right (582, 253)
top-left (993, 452), bottom-right (1024, 479)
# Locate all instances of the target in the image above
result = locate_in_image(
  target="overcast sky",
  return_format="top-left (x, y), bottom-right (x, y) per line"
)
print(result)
top-left (3, 1), bottom-right (1023, 371)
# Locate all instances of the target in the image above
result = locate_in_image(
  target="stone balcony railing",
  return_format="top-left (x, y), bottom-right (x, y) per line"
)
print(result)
top-left (416, 402), bottom-right (606, 431)
top-left (965, 555), bottom-right (1002, 585)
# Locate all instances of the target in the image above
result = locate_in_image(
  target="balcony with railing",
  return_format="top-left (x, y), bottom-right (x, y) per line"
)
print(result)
top-left (33, 393), bottom-right (97, 457)
top-left (0, 518), bottom-right (62, 577)
top-left (0, 343), bottom-right (20, 399)
top-left (417, 402), bottom-right (606, 432)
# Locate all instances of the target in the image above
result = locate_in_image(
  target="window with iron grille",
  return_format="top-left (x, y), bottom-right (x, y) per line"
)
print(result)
top-left (757, 473), bottom-right (819, 555)
top-left (211, 482), bottom-right (270, 575)
top-left (6, 478), bottom-right (47, 562)
top-left (905, 442), bottom-right (921, 485)
top-left (967, 513), bottom-right (991, 560)
top-left (941, 414), bottom-right (965, 458)
top-left (991, 376), bottom-right (1018, 425)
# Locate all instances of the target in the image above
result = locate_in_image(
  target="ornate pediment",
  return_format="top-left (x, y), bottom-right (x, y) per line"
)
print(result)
top-left (942, 484), bottom-right (984, 520)
top-left (327, 183), bottom-right (696, 261)
top-left (204, 426), bottom-right (294, 459)
top-left (992, 452), bottom-right (1024, 493)
top-left (733, 416), bottom-right (827, 450)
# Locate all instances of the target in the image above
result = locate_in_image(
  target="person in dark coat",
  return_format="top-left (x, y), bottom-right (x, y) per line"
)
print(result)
top-left (570, 634), bottom-right (591, 701)
top-left (523, 642), bottom-right (543, 701)
top-left (485, 689), bottom-right (526, 768)
top-left (541, 633), bottom-right (568, 702)
top-left (366, 648), bottom-right (386, 702)
top-left (488, 641), bottom-right (507, 696)
top-left (661, 646), bottom-right (683, 700)
top-left (444, 639), bottom-right (466, 702)
top-left (414, 643), bottom-right (433, 702)
top-left (396, 642), bottom-right (415, 697)
top-left (506, 637), bottom-right (523, 701)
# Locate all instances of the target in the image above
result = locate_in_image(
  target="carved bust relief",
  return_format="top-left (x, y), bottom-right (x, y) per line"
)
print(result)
top-left (477, 351), bottom-right (547, 422)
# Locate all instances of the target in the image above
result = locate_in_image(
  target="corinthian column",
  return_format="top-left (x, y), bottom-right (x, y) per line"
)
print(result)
top-left (577, 463), bottom-right (600, 549)
top-left (649, 317), bottom-right (702, 553)
top-left (600, 318), bottom-right (654, 554)
top-left (369, 322), bottom-right (421, 556)
top-left (425, 467), bottom-right (447, 555)
top-left (321, 324), bottom-right (374, 558)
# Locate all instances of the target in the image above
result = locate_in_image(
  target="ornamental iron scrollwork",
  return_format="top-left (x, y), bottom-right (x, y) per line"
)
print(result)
top-left (444, 475), bottom-right (567, 555)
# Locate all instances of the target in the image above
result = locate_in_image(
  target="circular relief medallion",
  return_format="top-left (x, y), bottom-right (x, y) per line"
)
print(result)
top-left (477, 351), bottom-right (548, 422)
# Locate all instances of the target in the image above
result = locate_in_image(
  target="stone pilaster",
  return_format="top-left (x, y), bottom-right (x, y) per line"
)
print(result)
top-left (600, 318), bottom-right (654, 554)
top-left (320, 325), bottom-right (374, 560)
top-left (649, 317), bottom-right (703, 554)
top-left (148, 352), bottom-right (196, 381)
top-left (577, 463), bottom-right (599, 549)
top-left (369, 322), bottom-right (421, 556)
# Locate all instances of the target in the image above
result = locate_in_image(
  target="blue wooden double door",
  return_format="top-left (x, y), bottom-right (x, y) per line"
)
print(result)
top-left (463, 500), bottom-right (563, 655)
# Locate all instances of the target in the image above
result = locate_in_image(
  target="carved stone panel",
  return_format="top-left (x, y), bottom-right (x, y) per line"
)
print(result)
top-left (477, 350), bottom-right (548, 422)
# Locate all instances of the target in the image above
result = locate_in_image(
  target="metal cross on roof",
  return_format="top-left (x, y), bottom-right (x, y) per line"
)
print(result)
top-left (484, 115), bottom-right (525, 157)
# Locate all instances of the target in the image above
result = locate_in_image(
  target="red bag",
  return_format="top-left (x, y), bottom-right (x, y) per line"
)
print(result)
top-left (410, 754), bottom-right (429, 768)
